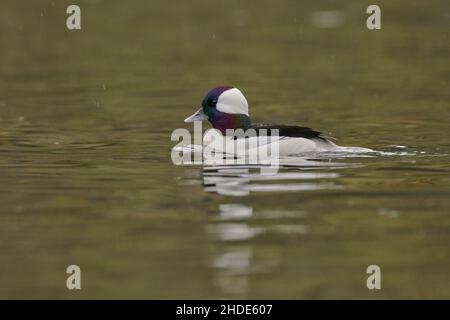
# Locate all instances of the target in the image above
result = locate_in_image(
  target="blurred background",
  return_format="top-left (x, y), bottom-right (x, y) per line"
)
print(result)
top-left (0, 0), bottom-right (449, 298)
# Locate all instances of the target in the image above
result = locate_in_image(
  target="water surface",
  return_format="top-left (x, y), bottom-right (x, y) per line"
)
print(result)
top-left (0, 0), bottom-right (449, 298)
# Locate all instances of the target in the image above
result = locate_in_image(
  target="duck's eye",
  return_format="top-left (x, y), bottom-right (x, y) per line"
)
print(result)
top-left (207, 98), bottom-right (217, 106)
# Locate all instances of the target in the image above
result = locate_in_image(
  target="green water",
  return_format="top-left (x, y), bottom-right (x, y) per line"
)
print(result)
top-left (0, 0), bottom-right (449, 299)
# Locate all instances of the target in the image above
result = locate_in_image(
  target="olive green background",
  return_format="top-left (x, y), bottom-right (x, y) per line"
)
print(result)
top-left (0, 0), bottom-right (449, 298)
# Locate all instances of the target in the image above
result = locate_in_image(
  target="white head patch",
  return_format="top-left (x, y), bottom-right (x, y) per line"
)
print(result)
top-left (216, 88), bottom-right (249, 116)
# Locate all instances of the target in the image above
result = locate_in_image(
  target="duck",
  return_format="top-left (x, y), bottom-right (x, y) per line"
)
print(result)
top-left (184, 86), bottom-right (372, 156)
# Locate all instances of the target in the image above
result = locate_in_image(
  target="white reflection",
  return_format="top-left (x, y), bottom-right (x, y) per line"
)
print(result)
top-left (203, 166), bottom-right (343, 196)
top-left (211, 246), bottom-right (252, 297)
top-left (206, 223), bottom-right (261, 242)
top-left (217, 204), bottom-right (253, 220)
top-left (207, 204), bottom-right (311, 298)
top-left (212, 246), bottom-right (252, 274)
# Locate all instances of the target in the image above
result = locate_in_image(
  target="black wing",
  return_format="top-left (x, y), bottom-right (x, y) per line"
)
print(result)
top-left (250, 123), bottom-right (328, 141)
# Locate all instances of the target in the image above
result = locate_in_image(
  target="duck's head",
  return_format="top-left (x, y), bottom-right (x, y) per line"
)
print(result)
top-left (184, 86), bottom-right (252, 135)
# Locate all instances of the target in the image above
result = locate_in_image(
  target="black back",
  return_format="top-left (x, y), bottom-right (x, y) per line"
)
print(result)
top-left (249, 123), bottom-right (328, 141)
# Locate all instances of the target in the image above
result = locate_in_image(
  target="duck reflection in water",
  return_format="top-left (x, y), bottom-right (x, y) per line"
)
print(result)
top-left (202, 162), bottom-right (345, 197)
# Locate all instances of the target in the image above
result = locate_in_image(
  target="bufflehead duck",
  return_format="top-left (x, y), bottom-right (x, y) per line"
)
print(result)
top-left (184, 86), bottom-right (371, 156)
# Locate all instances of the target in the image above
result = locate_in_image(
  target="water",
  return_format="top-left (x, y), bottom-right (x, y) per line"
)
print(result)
top-left (0, 0), bottom-right (449, 299)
